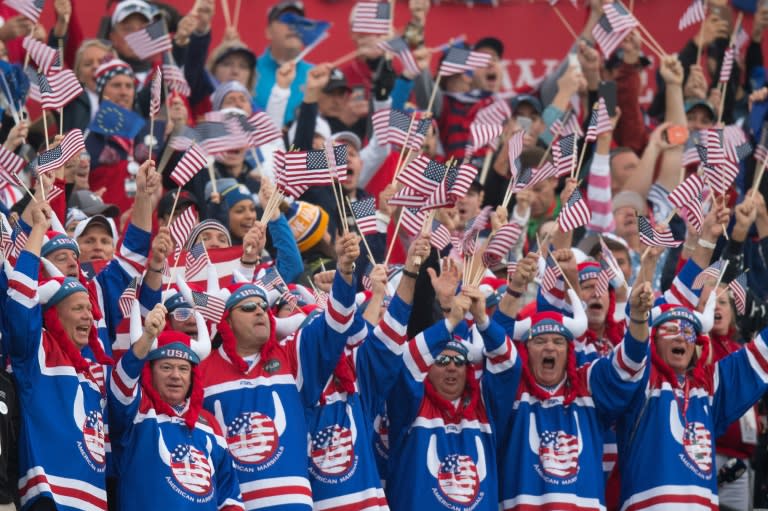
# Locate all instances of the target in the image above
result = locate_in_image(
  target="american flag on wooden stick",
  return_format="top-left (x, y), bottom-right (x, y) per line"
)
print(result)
top-left (170, 206), bottom-right (197, 257)
top-left (475, 99), bottom-right (512, 126)
top-left (38, 69), bottom-right (82, 110)
top-left (195, 120), bottom-right (250, 154)
top-left (23, 35), bottom-right (60, 74)
top-left (184, 243), bottom-right (210, 280)
top-left (36, 129), bottom-right (85, 175)
top-left (507, 130), bottom-right (524, 183)
top-left (551, 111), bottom-right (583, 139)
top-left (124, 19), bottom-right (173, 60)
top-left (377, 37), bottom-right (419, 76)
top-left (552, 134), bottom-right (577, 177)
top-left (447, 163), bottom-right (477, 201)
top-left (349, 197), bottom-right (377, 235)
top-left (162, 53), bottom-right (191, 96)
top-left (557, 188), bottom-right (591, 232)
top-left (692, 259), bottom-right (724, 289)
top-left (728, 272), bottom-right (748, 315)
top-left (4, 0), bottom-right (44, 23)
top-left (595, 264), bottom-right (611, 297)
top-left (599, 236), bottom-right (625, 286)
top-left (170, 143), bottom-right (208, 187)
top-left (585, 98), bottom-right (611, 143)
top-left (592, 2), bottom-right (637, 58)
top-left (283, 146), bottom-right (348, 186)
top-left (668, 174), bottom-right (704, 233)
top-left (512, 162), bottom-right (560, 193)
top-left (638, 215), bottom-right (681, 247)
top-left (541, 251), bottom-right (564, 294)
top-left (468, 122), bottom-right (502, 155)
top-left (431, 220), bottom-right (452, 251)
top-left (118, 277), bottom-right (139, 318)
top-left (351, 1), bottom-right (391, 34)
top-left (438, 47), bottom-right (493, 77)
top-left (678, 0), bottom-right (705, 31)
top-left (482, 223), bottom-right (523, 268)
top-left (149, 68), bottom-right (162, 118)
top-left (719, 45), bottom-right (735, 83)
top-left (400, 206), bottom-right (427, 236)
top-left (191, 290), bottom-right (226, 323)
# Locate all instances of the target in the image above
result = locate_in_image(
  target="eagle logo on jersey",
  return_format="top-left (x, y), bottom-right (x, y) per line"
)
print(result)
top-left (74, 386), bottom-right (106, 466)
top-left (426, 435), bottom-right (486, 506)
top-left (214, 391), bottom-right (286, 464)
top-left (158, 430), bottom-right (213, 496)
top-left (310, 404), bottom-right (357, 475)
top-left (670, 400), bottom-right (712, 474)
top-left (528, 412), bottom-right (582, 479)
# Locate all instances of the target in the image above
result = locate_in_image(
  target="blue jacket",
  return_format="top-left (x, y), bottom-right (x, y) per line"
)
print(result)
top-left (254, 49), bottom-right (312, 126)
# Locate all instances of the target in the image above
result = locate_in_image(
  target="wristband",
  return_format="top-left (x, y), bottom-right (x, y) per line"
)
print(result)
top-left (506, 288), bottom-right (523, 298)
top-left (147, 267), bottom-right (163, 274)
top-left (629, 313), bottom-right (649, 324)
top-left (402, 269), bottom-right (419, 279)
top-left (240, 258), bottom-right (260, 266)
top-left (698, 238), bottom-right (717, 249)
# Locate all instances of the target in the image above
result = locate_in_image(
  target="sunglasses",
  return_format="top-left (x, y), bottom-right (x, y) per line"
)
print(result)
top-left (234, 301), bottom-right (268, 313)
top-left (171, 308), bottom-right (194, 321)
top-left (434, 354), bottom-right (468, 367)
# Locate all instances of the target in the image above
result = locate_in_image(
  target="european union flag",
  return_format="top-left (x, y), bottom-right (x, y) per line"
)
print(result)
top-left (0, 60), bottom-right (29, 113)
top-left (88, 100), bottom-right (146, 139)
top-left (278, 12), bottom-right (330, 47)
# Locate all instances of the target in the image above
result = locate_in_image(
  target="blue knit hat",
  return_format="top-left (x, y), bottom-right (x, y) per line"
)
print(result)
top-left (147, 331), bottom-right (200, 364)
top-left (442, 338), bottom-right (469, 358)
top-left (578, 261), bottom-right (601, 283)
top-left (225, 284), bottom-right (268, 311)
top-left (211, 81), bottom-right (251, 111)
top-left (221, 182), bottom-right (255, 209)
top-left (41, 231), bottom-right (79, 258)
top-left (528, 311), bottom-right (574, 341)
top-left (44, 277), bottom-right (88, 309)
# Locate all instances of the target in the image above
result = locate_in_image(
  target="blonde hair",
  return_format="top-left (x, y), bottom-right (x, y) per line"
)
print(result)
top-left (73, 39), bottom-right (113, 84)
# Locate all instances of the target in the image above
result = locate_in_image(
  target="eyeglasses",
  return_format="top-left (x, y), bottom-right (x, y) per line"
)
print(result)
top-left (434, 354), bottom-right (468, 367)
top-left (234, 301), bottom-right (268, 313)
top-left (170, 308), bottom-right (194, 321)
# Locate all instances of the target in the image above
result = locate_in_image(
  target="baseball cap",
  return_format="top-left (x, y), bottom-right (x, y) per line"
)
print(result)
top-left (68, 190), bottom-right (119, 218)
top-left (331, 131), bottom-right (361, 151)
top-left (111, 0), bottom-right (158, 25)
top-left (267, 0), bottom-right (305, 23)
top-left (158, 190), bottom-right (199, 221)
top-left (323, 69), bottom-right (351, 94)
top-left (473, 37), bottom-right (503, 58)
top-left (211, 44), bottom-right (256, 72)
top-left (73, 215), bottom-right (118, 245)
top-left (685, 99), bottom-right (716, 120)
top-left (511, 94), bottom-right (543, 116)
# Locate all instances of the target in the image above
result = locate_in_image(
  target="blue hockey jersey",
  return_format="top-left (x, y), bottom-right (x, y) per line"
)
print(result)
top-left (7, 251), bottom-right (108, 510)
top-left (305, 294), bottom-right (412, 511)
top-left (199, 272), bottom-right (356, 511)
top-left (109, 349), bottom-right (244, 511)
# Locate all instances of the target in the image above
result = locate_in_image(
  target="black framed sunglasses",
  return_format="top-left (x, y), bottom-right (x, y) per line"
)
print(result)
top-left (434, 354), bottom-right (468, 367)
top-left (234, 301), bottom-right (268, 313)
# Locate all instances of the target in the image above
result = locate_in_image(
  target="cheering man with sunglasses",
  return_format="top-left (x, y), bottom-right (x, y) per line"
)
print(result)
top-left (199, 232), bottom-right (360, 511)
top-left (384, 285), bottom-right (513, 511)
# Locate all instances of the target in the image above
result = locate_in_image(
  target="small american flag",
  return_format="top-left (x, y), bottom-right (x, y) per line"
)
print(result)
top-left (557, 188), bottom-right (591, 232)
top-left (9, 222), bottom-right (27, 261)
top-left (195, 120), bottom-right (250, 154)
top-left (723, 125), bottom-right (751, 163)
top-left (170, 143), bottom-right (208, 187)
top-left (0, 145), bottom-right (24, 179)
top-left (692, 260), bottom-right (724, 289)
top-left (118, 277), bottom-right (139, 318)
top-left (592, 2), bottom-right (638, 58)
top-left (541, 252), bottom-right (563, 294)
top-left (170, 206), bottom-right (197, 256)
top-left (638, 215), bottom-right (681, 247)
top-left (184, 243), bottom-right (209, 280)
top-left (46, 184), bottom-right (63, 202)
top-left (475, 99), bottom-right (512, 126)
top-left (259, 267), bottom-right (296, 311)
top-left (595, 262), bottom-right (611, 297)
top-left (668, 174), bottom-right (704, 233)
top-left (149, 67), bottom-right (162, 118)
top-left (702, 162), bottom-right (738, 196)
top-left (508, 130), bottom-right (524, 183)
top-left (678, 0), bottom-right (705, 31)
top-left (421, 179), bottom-right (452, 211)
top-left (683, 131), bottom-right (702, 167)
top-left (36, 129), bottom-right (85, 175)
top-left (4, 0), bottom-right (44, 23)
top-left (38, 69), bottom-right (82, 110)
top-left (552, 134), bottom-right (577, 177)
top-left (506, 261), bottom-right (518, 278)
top-left (599, 236), bottom-right (624, 286)
top-left (719, 45), bottom-right (735, 83)
top-left (756, 125), bottom-right (768, 164)
top-left (314, 290), bottom-right (329, 310)
top-left (431, 220), bottom-right (452, 251)
top-left (396, 155), bottom-right (440, 194)
top-left (438, 47), bottom-right (493, 77)
top-left (192, 290), bottom-right (226, 323)
top-left (162, 53), bottom-right (191, 96)
top-left (551, 111), bottom-right (583, 139)
top-left (585, 98), bottom-right (611, 143)
top-left (23, 35), bottom-right (60, 74)
top-left (697, 129), bottom-right (726, 166)
top-left (482, 223), bottom-right (523, 267)
top-left (243, 112), bottom-right (283, 146)
top-left (373, 109), bottom-right (430, 150)
top-left (728, 272), bottom-right (748, 315)
top-left (468, 122), bottom-right (502, 155)
top-left (388, 187), bottom-right (425, 207)
top-left (124, 19), bottom-right (172, 60)
top-left (448, 163), bottom-right (477, 201)
top-left (351, 1), bottom-right (391, 34)
top-left (512, 162), bottom-right (559, 193)
top-left (349, 197), bottom-right (377, 235)
top-left (377, 37), bottom-right (419, 76)
top-left (400, 206), bottom-right (427, 236)
top-left (284, 147), bottom-right (348, 186)
top-left (0, 214), bottom-right (11, 259)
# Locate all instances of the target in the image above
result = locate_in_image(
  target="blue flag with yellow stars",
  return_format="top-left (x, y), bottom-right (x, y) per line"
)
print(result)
top-left (278, 12), bottom-right (330, 47)
top-left (88, 100), bottom-right (146, 139)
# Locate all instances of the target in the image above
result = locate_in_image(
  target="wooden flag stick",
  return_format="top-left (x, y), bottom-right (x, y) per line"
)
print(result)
top-left (393, 114), bottom-right (417, 181)
top-left (695, 19), bottom-right (706, 65)
top-left (148, 116), bottom-right (155, 160)
top-left (636, 26), bottom-right (666, 58)
top-left (233, 0), bottom-right (242, 29)
top-left (478, 138), bottom-right (497, 186)
top-left (551, 4), bottom-right (579, 40)
top-left (165, 189), bottom-right (182, 226)
top-left (345, 196), bottom-right (376, 265)
top-left (156, 142), bottom-right (175, 176)
top-left (551, 255), bottom-right (577, 294)
top-left (41, 111), bottom-right (49, 150)
top-left (220, 0), bottom-right (232, 29)
top-left (425, 75), bottom-right (442, 116)
top-left (752, 157), bottom-right (768, 199)
top-left (207, 158), bottom-right (217, 196)
top-left (713, 259), bottom-right (730, 290)
top-left (329, 49), bottom-right (359, 69)
top-left (383, 209), bottom-right (405, 266)
top-left (165, 250), bottom-right (183, 292)
top-left (573, 138), bottom-right (590, 180)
